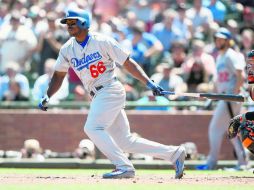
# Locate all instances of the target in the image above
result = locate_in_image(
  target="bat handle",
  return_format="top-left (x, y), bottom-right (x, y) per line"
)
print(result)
top-left (161, 91), bottom-right (175, 95)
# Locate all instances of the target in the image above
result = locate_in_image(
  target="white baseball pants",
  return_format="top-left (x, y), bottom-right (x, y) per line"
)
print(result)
top-left (84, 80), bottom-right (183, 171)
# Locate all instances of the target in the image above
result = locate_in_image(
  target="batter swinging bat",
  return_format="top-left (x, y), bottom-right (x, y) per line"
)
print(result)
top-left (161, 91), bottom-right (245, 102)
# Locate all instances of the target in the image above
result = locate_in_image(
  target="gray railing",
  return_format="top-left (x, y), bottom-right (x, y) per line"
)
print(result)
top-left (0, 100), bottom-right (252, 110)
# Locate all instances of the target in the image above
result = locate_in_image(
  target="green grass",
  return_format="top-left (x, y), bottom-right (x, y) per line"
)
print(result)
top-left (0, 168), bottom-right (253, 190)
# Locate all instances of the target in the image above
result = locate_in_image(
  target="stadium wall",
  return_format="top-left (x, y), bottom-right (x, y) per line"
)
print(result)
top-left (0, 110), bottom-right (235, 160)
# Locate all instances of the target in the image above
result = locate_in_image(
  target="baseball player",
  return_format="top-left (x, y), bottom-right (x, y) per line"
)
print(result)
top-left (38, 8), bottom-right (186, 179)
top-left (228, 50), bottom-right (254, 156)
top-left (197, 27), bottom-right (247, 170)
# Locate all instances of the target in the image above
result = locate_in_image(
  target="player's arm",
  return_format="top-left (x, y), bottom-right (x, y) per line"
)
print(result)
top-left (47, 71), bottom-right (67, 97)
top-left (123, 57), bottom-right (150, 85)
top-left (38, 71), bottom-right (67, 111)
top-left (123, 57), bottom-right (164, 96)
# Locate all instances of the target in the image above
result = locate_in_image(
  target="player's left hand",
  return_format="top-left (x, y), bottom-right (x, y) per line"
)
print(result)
top-left (228, 114), bottom-right (243, 139)
top-left (146, 80), bottom-right (164, 96)
top-left (38, 95), bottom-right (50, 111)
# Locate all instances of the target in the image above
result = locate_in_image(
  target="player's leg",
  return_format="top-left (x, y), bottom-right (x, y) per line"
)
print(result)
top-left (206, 101), bottom-right (230, 169)
top-left (108, 109), bottom-right (186, 178)
top-left (230, 136), bottom-right (248, 167)
top-left (206, 101), bottom-right (243, 169)
top-left (228, 104), bottom-right (248, 168)
top-left (84, 82), bottom-right (135, 174)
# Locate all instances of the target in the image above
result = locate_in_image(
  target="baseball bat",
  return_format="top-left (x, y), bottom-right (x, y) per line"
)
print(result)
top-left (161, 91), bottom-right (245, 102)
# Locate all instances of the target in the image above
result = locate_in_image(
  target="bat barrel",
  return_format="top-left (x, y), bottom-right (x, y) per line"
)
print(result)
top-left (200, 93), bottom-right (245, 102)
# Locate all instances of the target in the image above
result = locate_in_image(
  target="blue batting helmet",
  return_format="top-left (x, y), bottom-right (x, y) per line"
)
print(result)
top-left (60, 8), bottom-right (91, 29)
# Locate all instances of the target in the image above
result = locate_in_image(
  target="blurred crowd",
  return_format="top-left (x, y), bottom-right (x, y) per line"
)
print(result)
top-left (0, 0), bottom-right (254, 108)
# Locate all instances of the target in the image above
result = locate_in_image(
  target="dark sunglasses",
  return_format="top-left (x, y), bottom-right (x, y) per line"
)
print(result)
top-left (66, 20), bottom-right (77, 26)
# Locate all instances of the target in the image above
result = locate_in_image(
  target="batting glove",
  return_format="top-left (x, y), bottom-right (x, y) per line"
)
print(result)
top-left (146, 80), bottom-right (164, 96)
top-left (38, 95), bottom-right (50, 111)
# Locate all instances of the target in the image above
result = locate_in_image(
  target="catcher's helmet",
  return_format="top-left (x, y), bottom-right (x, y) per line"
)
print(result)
top-left (247, 50), bottom-right (254, 60)
top-left (60, 8), bottom-right (91, 29)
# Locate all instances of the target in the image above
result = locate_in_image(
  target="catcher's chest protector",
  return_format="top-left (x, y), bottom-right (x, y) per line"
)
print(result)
top-left (240, 121), bottom-right (254, 154)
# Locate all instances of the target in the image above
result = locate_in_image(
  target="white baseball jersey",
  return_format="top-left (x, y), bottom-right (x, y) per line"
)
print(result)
top-left (215, 48), bottom-right (245, 94)
top-left (54, 32), bottom-right (129, 93)
top-left (54, 32), bottom-right (185, 173)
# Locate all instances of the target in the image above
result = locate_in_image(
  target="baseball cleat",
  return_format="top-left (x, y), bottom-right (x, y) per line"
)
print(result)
top-left (196, 164), bottom-right (211, 170)
top-left (173, 146), bottom-right (186, 179)
top-left (196, 162), bottom-right (216, 170)
top-left (102, 169), bottom-right (135, 179)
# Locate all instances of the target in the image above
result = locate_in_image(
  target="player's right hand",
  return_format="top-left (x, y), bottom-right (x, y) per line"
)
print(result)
top-left (146, 80), bottom-right (164, 96)
top-left (38, 95), bottom-right (50, 111)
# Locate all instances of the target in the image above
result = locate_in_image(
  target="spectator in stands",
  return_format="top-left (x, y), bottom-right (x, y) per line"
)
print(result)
top-left (92, 13), bottom-right (112, 35)
top-left (240, 29), bottom-right (254, 57)
top-left (151, 9), bottom-right (180, 53)
top-left (44, 138), bottom-right (96, 160)
top-left (0, 62), bottom-right (30, 100)
top-left (181, 40), bottom-right (216, 93)
top-left (172, 3), bottom-right (192, 42)
top-left (32, 58), bottom-right (69, 104)
top-left (20, 139), bottom-right (45, 161)
top-left (226, 19), bottom-right (241, 43)
top-left (73, 139), bottom-right (96, 160)
top-left (123, 11), bottom-right (137, 36)
top-left (186, 0), bottom-right (214, 39)
top-left (170, 40), bottom-right (188, 69)
top-left (93, 0), bottom-right (120, 22)
top-left (128, 0), bottom-right (155, 31)
top-left (242, 6), bottom-right (254, 29)
top-left (0, 10), bottom-right (37, 73)
top-left (128, 21), bottom-right (163, 76)
top-left (151, 62), bottom-right (187, 100)
top-left (0, 3), bottom-right (8, 27)
top-left (203, 0), bottom-right (227, 24)
top-left (34, 11), bottom-right (69, 75)
top-left (2, 79), bottom-right (29, 101)
top-left (153, 0), bottom-right (170, 24)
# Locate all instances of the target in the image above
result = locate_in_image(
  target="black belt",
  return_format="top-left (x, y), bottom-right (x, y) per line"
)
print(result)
top-left (90, 77), bottom-right (117, 97)
top-left (90, 85), bottom-right (104, 97)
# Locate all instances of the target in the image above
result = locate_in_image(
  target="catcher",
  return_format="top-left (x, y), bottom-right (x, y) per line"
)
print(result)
top-left (228, 50), bottom-right (254, 155)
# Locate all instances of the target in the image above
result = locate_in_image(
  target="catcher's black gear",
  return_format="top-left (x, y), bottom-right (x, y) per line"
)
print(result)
top-left (228, 114), bottom-right (254, 154)
top-left (239, 120), bottom-right (254, 154)
top-left (228, 114), bottom-right (242, 139)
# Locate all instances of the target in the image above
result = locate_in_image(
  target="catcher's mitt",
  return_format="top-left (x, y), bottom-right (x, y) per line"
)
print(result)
top-left (239, 120), bottom-right (254, 154)
top-left (228, 114), bottom-right (243, 139)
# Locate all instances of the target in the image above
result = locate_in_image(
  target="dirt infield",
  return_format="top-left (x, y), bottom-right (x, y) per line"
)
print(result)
top-left (0, 173), bottom-right (253, 185)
